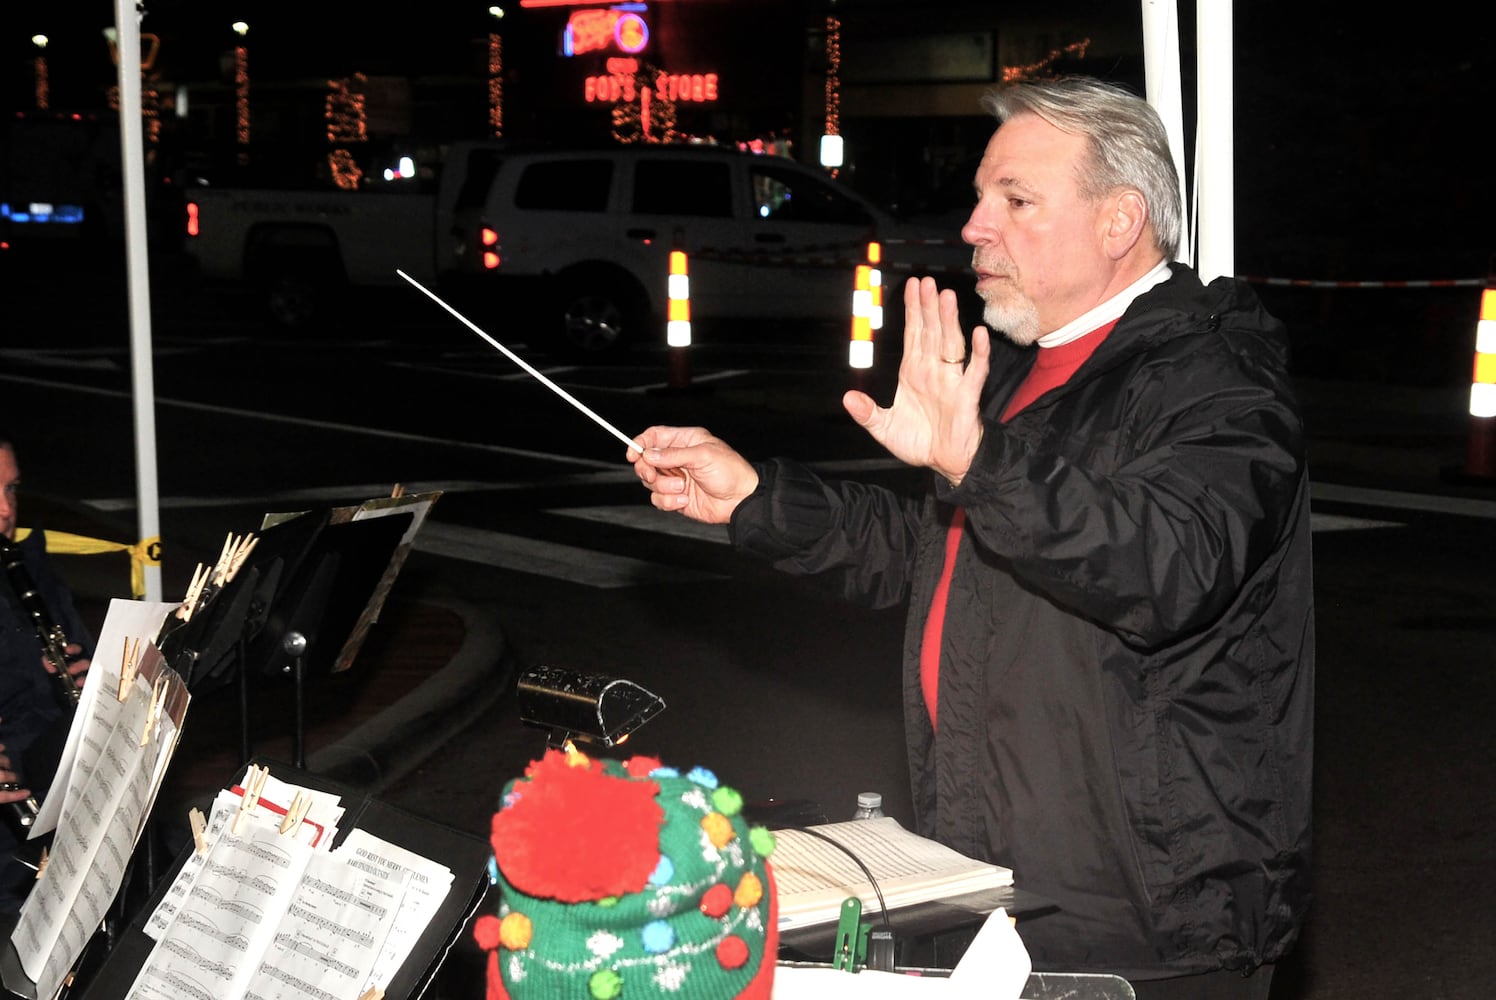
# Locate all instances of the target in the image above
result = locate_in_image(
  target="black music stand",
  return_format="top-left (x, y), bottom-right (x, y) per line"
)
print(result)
top-left (157, 494), bottom-right (432, 768)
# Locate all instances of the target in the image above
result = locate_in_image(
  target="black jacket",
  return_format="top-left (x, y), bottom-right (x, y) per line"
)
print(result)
top-left (731, 265), bottom-right (1314, 980)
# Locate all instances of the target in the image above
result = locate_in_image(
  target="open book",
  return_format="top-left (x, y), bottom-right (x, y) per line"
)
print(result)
top-left (770, 817), bottom-right (1013, 930)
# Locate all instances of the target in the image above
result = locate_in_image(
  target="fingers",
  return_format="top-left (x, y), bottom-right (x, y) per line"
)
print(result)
top-left (842, 390), bottom-right (877, 428)
top-left (904, 277), bottom-right (967, 365)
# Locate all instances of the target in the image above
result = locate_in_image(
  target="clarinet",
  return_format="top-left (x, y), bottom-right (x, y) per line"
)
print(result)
top-left (0, 537), bottom-right (83, 709)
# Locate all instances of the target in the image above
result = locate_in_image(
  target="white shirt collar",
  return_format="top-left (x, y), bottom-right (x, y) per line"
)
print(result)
top-left (1037, 259), bottom-right (1173, 348)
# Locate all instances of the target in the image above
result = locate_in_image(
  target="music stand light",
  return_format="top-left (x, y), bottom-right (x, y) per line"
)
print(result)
top-left (517, 665), bottom-right (665, 750)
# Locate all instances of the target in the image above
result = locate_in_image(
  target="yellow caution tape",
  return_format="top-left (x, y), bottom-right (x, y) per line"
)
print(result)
top-left (14, 527), bottom-right (161, 599)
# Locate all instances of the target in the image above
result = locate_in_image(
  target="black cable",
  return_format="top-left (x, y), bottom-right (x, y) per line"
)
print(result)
top-left (782, 825), bottom-right (893, 932)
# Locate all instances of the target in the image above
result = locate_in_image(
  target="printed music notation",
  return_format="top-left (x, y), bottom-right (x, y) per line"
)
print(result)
top-left (128, 774), bottom-right (454, 1000)
top-left (10, 597), bottom-right (190, 1000)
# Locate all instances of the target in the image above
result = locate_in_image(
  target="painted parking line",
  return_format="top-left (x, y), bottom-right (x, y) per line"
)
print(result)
top-left (412, 520), bottom-right (724, 589)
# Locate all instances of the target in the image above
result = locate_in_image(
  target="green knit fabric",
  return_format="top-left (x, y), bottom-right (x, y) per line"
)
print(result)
top-left (484, 752), bottom-right (778, 999)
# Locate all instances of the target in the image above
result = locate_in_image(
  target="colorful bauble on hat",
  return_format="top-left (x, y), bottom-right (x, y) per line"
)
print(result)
top-left (473, 749), bottom-right (778, 1000)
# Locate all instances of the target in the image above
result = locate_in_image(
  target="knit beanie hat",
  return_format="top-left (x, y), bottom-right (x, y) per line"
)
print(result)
top-left (473, 749), bottom-right (779, 999)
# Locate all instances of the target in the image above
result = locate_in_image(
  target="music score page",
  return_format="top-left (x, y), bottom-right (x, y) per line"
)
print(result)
top-left (771, 817), bottom-right (1013, 930)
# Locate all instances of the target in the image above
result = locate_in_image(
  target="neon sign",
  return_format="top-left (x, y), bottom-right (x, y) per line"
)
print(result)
top-left (565, 9), bottom-right (650, 56)
top-left (585, 58), bottom-right (718, 104)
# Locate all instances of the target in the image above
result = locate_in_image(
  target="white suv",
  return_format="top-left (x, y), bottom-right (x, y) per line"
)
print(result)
top-left (438, 144), bottom-right (968, 359)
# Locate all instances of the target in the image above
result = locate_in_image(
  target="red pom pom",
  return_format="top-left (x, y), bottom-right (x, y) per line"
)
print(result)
top-left (473, 914), bottom-right (503, 951)
top-left (624, 755), bottom-right (662, 777)
top-left (716, 934), bottom-right (750, 970)
top-left (492, 750), bottom-right (663, 902)
top-left (700, 882), bottom-right (732, 919)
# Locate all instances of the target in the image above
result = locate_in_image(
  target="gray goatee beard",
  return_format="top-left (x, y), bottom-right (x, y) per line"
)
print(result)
top-left (973, 252), bottom-right (1042, 346)
top-left (979, 288), bottom-right (1042, 347)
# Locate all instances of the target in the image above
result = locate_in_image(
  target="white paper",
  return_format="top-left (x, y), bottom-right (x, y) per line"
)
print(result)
top-left (332, 829), bottom-right (454, 989)
top-left (239, 851), bottom-right (406, 1000)
top-left (14, 666), bottom-right (160, 988)
top-left (31, 597), bottom-right (178, 834)
top-left (124, 825), bottom-right (315, 1000)
top-left (771, 818), bottom-right (1013, 930)
top-left (773, 908), bottom-right (1030, 999)
top-left (146, 779), bottom-right (345, 942)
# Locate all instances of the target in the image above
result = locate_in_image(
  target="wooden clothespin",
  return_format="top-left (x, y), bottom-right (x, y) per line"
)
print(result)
top-left (358, 986), bottom-right (385, 1000)
top-left (279, 790), bottom-right (311, 837)
top-left (211, 533), bottom-right (236, 586)
top-left (225, 533), bottom-right (258, 583)
top-left (176, 562), bottom-right (209, 621)
top-left (139, 674), bottom-right (169, 746)
top-left (118, 635), bottom-right (142, 702)
top-left (189, 807), bottom-right (209, 856)
top-left (232, 764), bottom-right (270, 836)
top-left (34, 848), bottom-right (48, 879)
top-left (390, 483), bottom-right (405, 499)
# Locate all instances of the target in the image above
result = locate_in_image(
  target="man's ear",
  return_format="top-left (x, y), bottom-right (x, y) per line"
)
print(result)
top-left (1101, 190), bottom-right (1148, 260)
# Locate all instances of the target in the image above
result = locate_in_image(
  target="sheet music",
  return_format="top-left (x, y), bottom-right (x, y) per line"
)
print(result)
top-left (333, 828), bottom-right (455, 989)
top-left (14, 667), bottom-right (157, 982)
top-left (30, 598), bottom-right (178, 834)
top-left (124, 824), bottom-right (315, 1000)
top-left (147, 781), bottom-right (345, 942)
top-left (771, 817), bottom-right (1013, 930)
top-left (11, 610), bottom-right (188, 997)
top-left (240, 851), bottom-right (407, 1000)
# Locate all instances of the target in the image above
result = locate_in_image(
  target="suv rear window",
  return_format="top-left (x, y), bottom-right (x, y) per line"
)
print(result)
top-left (632, 160), bottom-right (732, 217)
top-left (514, 159), bottom-right (613, 211)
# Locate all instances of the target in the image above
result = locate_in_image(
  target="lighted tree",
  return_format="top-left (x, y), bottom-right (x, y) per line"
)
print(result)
top-left (612, 62), bottom-right (678, 144)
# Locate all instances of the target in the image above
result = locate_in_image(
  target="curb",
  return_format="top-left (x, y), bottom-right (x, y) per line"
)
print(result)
top-left (305, 598), bottom-right (517, 796)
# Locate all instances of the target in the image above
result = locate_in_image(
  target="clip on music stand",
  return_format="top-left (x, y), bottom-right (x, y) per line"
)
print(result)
top-left (157, 497), bottom-right (425, 769)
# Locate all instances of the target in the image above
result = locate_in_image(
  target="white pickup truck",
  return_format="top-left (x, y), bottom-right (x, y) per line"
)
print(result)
top-left (183, 142), bottom-right (969, 358)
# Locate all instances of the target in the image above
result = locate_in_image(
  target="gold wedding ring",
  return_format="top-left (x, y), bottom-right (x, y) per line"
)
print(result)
top-left (940, 356), bottom-right (967, 365)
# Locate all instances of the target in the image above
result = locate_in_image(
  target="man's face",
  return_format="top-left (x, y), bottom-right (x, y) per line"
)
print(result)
top-left (0, 445), bottom-right (17, 541)
top-left (960, 113), bottom-right (1115, 345)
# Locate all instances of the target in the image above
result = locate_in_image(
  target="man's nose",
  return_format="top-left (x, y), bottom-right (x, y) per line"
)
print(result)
top-left (961, 205), bottom-right (994, 248)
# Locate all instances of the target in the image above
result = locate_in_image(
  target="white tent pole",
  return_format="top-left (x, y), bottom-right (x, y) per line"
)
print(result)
top-left (1140, 0), bottom-right (1191, 268)
top-left (1195, 0), bottom-right (1234, 282)
top-left (114, 0), bottom-right (163, 602)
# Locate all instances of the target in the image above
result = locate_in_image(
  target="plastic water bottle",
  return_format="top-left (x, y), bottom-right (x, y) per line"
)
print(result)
top-left (852, 791), bottom-right (885, 820)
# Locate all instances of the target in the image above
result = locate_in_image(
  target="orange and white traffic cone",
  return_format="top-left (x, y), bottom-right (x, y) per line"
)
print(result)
top-left (667, 245), bottom-right (691, 389)
top-left (1462, 282), bottom-right (1496, 480)
top-left (849, 241), bottom-right (881, 372)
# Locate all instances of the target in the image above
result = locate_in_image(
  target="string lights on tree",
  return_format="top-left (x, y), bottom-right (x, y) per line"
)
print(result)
top-left (232, 21), bottom-right (250, 163)
top-left (1002, 39), bottom-right (1091, 82)
top-left (488, 5), bottom-right (504, 138)
top-left (821, 14), bottom-right (842, 174)
top-left (325, 73), bottom-right (369, 190)
top-left (611, 61), bottom-right (678, 144)
top-left (31, 35), bottom-right (49, 110)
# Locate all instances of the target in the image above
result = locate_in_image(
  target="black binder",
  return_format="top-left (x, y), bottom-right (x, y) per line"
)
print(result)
top-left (53, 759), bottom-right (492, 1000)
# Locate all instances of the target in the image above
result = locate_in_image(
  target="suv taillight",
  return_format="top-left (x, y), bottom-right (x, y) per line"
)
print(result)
top-left (185, 201), bottom-right (200, 238)
top-left (481, 226), bottom-right (500, 269)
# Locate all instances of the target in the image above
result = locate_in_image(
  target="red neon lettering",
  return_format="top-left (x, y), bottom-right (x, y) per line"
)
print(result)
top-left (569, 10), bottom-right (617, 55)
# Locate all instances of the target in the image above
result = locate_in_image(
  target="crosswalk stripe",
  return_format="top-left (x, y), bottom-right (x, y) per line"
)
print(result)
top-left (548, 506), bottom-right (731, 544)
top-left (413, 521), bottom-right (724, 589)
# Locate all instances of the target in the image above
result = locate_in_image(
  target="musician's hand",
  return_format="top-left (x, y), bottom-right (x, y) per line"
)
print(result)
top-left (41, 645), bottom-right (90, 685)
top-left (65, 650), bottom-right (90, 685)
top-left (0, 767), bottom-right (30, 805)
